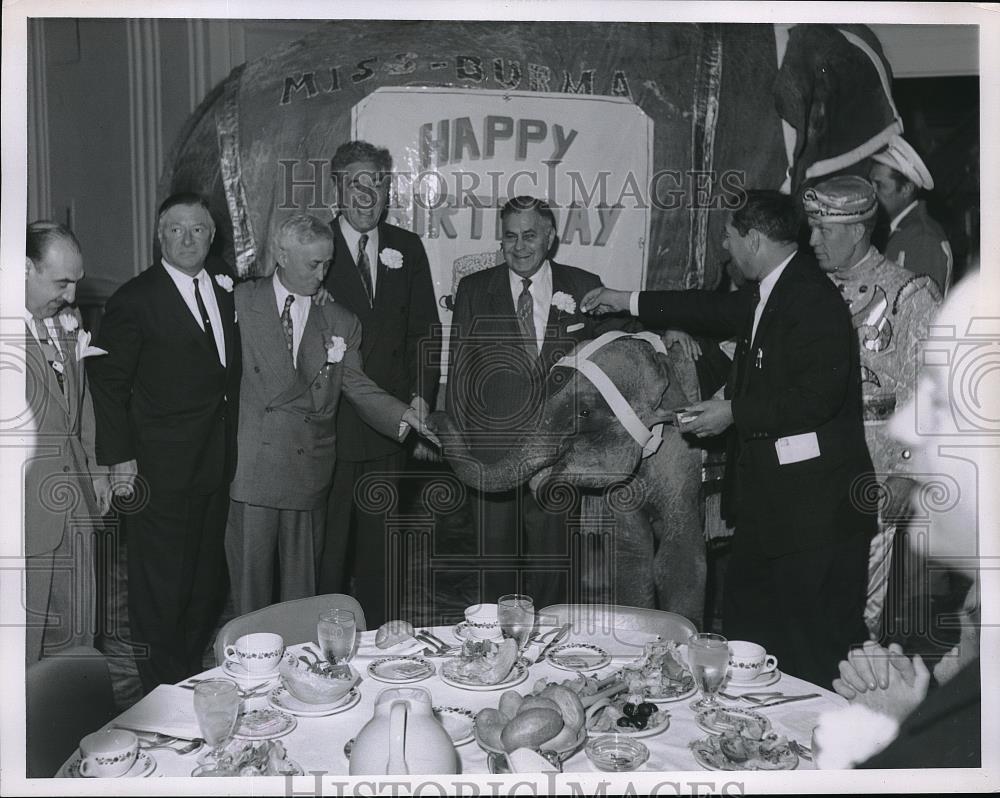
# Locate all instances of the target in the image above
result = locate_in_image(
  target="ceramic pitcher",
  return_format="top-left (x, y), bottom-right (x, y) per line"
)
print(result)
top-left (349, 686), bottom-right (459, 775)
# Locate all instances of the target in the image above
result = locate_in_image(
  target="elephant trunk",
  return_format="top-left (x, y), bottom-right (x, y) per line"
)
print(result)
top-left (428, 410), bottom-right (560, 492)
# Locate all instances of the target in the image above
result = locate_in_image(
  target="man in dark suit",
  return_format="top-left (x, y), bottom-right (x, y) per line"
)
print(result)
top-left (88, 193), bottom-right (240, 691)
top-left (447, 196), bottom-right (637, 607)
top-left (582, 190), bottom-right (876, 686)
top-left (23, 222), bottom-right (110, 663)
top-left (317, 141), bottom-right (440, 627)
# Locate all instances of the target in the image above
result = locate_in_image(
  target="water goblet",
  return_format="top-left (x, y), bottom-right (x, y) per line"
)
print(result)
top-left (687, 633), bottom-right (729, 711)
top-left (318, 608), bottom-right (357, 674)
top-left (192, 679), bottom-right (240, 768)
top-left (497, 593), bottom-right (535, 653)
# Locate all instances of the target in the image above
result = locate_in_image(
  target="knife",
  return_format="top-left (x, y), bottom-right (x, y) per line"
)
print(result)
top-left (535, 622), bottom-right (572, 663)
top-left (755, 693), bottom-right (821, 708)
top-left (112, 725), bottom-right (201, 741)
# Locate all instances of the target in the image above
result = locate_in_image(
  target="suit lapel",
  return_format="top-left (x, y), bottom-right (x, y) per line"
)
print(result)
top-left (25, 325), bottom-right (70, 415)
top-left (328, 219), bottom-right (373, 323)
top-left (290, 303), bottom-right (331, 406)
top-left (540, 263), bottom-right (571, 366)
top-left (751, 252), bottom-right (802, 349)
top-left (209, 274), bottom-right (237, 372)
top-left (152, 263), bottom-right (222, 365)
top-left (248, 279), bottom-right (298, 391)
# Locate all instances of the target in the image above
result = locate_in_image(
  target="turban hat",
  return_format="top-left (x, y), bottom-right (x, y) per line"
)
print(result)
top-left (802, 175), bottom-right (878, 223)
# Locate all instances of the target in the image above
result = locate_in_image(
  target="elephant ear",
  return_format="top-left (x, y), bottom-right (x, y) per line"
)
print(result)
top-left (648, 351), bottom-right (692, 424)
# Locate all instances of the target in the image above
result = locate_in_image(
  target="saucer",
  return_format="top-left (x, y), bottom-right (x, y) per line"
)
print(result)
top-left (439, 658), bottom-right (529, 691)
top-left (452, 622), bottom-right (503, 642)
top-left (223, 659), bottom-right (281, 681)
top-left (432, 706), bottom-right (476, 745)
top-left (267, 685), bottom-right (361, 717)
top-left (367, 656), bottom-right (434, 684)
top-left (60, 750), bottom-right (156, 778)
top-left (546, 643), bottom-right (611, 672)
top-left (234, 708), bottom-right (297, 740)
top-left (727, 669), bottom-right (781, 690)
top-left (695, 706), bottom-right (770, 736)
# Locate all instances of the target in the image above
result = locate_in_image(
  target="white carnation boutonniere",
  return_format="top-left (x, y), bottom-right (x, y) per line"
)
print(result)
top-left (214, 274), bottom-right (234, 292)
top-left (57, 312), bottom-right (79, 333)
top-left (551, 291), bottom-right (577, 315)
top-left (380, 248), bottom-right (404, 270)
top-left (75, 328), bottom-right (108, 361)
top-left (325, 335), bottom-right (347, 364)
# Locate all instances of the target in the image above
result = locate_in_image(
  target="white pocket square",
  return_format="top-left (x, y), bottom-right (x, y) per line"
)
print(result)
top-left (566, 322), bottom-right (585, 333)
top-left (79, 345), bottom-right (108, 359)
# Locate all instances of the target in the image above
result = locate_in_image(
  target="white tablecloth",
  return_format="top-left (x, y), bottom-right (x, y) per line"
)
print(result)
top-left (73, 625), bottom-right (846, 777)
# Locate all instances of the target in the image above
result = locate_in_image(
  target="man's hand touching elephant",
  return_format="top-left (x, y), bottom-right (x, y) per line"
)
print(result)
top-left (678, 399), bottom-right (733, 438)
top-left (664, 329), bottom-right (701, 361)
top-left (581, 287), bottom-right (631, 315)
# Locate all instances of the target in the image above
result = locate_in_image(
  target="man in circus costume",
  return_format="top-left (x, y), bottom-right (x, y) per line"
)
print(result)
top-left (804, 175), bottom-right (941, 638)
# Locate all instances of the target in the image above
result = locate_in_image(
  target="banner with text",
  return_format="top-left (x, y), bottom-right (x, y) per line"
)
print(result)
top-left (353, 87), bottom-right (653, 315)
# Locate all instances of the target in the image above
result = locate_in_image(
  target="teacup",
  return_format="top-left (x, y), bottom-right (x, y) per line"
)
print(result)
top-left (78, 729), bottom-right (138, 778)
top-left (224, 632), bottom-right (284, 675)
top-left (727, 640), bottom-right (778, 683)
top-left (464, 603), bottom-right (502, 641)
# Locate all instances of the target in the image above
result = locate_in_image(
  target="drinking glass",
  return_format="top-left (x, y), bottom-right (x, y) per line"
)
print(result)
top-left (318, 608), bottom-right (357, 668)
top-left (687, 633), bottom-right (729, 711)
top-left (192, 679), bottom-right (240, 768)
top-left (497, 594), bottom-right (535, 652)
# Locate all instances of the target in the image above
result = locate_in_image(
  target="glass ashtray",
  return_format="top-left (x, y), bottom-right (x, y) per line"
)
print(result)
top-left (585, 734), bottom-right (650, 772)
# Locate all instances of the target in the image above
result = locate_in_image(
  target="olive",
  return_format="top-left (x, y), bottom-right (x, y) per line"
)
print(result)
top-left (617, 716), bottom-right (636, 728)
top-left (636, 703), bottom-right (656, 717)
top-left (622, 703), bottom-right (637, 717)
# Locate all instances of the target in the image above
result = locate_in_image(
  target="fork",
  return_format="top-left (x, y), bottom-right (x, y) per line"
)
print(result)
top-left (789, 740), bottom-right (813, 761)
top-left (140, 737), bottom-right (205, 755)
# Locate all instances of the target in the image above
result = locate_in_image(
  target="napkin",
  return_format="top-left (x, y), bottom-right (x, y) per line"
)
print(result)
top-left (112, 684), bottom-right (203, 740)
top-left (355, 631), bottom-right (423, 656)
top-left (508, 748), bottom-right (560, 773)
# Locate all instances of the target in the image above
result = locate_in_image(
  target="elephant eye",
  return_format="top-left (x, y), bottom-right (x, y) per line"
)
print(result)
top-left (578, 408), bottom-right (591, 418)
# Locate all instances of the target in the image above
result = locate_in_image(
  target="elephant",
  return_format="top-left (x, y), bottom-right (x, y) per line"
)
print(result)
top-left (431, 332), bottom-right (707, 628)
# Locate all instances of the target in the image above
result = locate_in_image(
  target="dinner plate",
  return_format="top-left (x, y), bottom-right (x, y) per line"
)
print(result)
top-left (234, 708), bottom-right (297, 740)
top-left (726, 669), bottom-right (782, 690)
top-left (438, 659), bottom-right (529, 691)
top-left (546, 643), bottom-right (611, 672)
top-left (59, 750), bottom-right (157, 779)
top-left (647, 680), bottom-right (698, 704)
top-left (695, 707), bottom-right (770, 736)
top-left (689, 734), bottom-right (798, 771)
top-left (267, 685), bottom-right (360, 717)
top-left (223, 659), bottom-right (281, 682)
top-left (367, 656), bottom-right (434, 684)
top-left (587, 707), bottom-right (671, 739)
top-left (432, 706), bottom-right (476, 745)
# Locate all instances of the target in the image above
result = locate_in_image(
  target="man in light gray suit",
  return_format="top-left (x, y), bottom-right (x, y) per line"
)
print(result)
top-left (226, 214), bottom-right (435, 615)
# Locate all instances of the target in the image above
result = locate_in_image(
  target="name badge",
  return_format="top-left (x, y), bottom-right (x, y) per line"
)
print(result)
top-left (775, 432), bottom-right (821, 465)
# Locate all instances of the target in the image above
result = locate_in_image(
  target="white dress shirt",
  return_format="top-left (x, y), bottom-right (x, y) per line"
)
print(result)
top-left (272, 271), bottom-right (311, 367)
top-left (508, 261), bottom-right (553, 354)
top-left (339, 216), bottom-right (379, 297)
top-left (750, 249), bottom-right (796, 345)
top-left (161, 260), bottom-right (226, 366)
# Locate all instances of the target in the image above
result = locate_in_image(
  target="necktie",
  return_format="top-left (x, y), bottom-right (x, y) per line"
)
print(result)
top-left (193, 277), bottom-right (217, 356)
top-left (281, 294), bottom-right (295, 361)
top-left (356, 234), bottom-right (375, 307)
top-left (34, 318), bottom-right (65, 395)
top-left (516, 277), bottom-right (537, 357)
